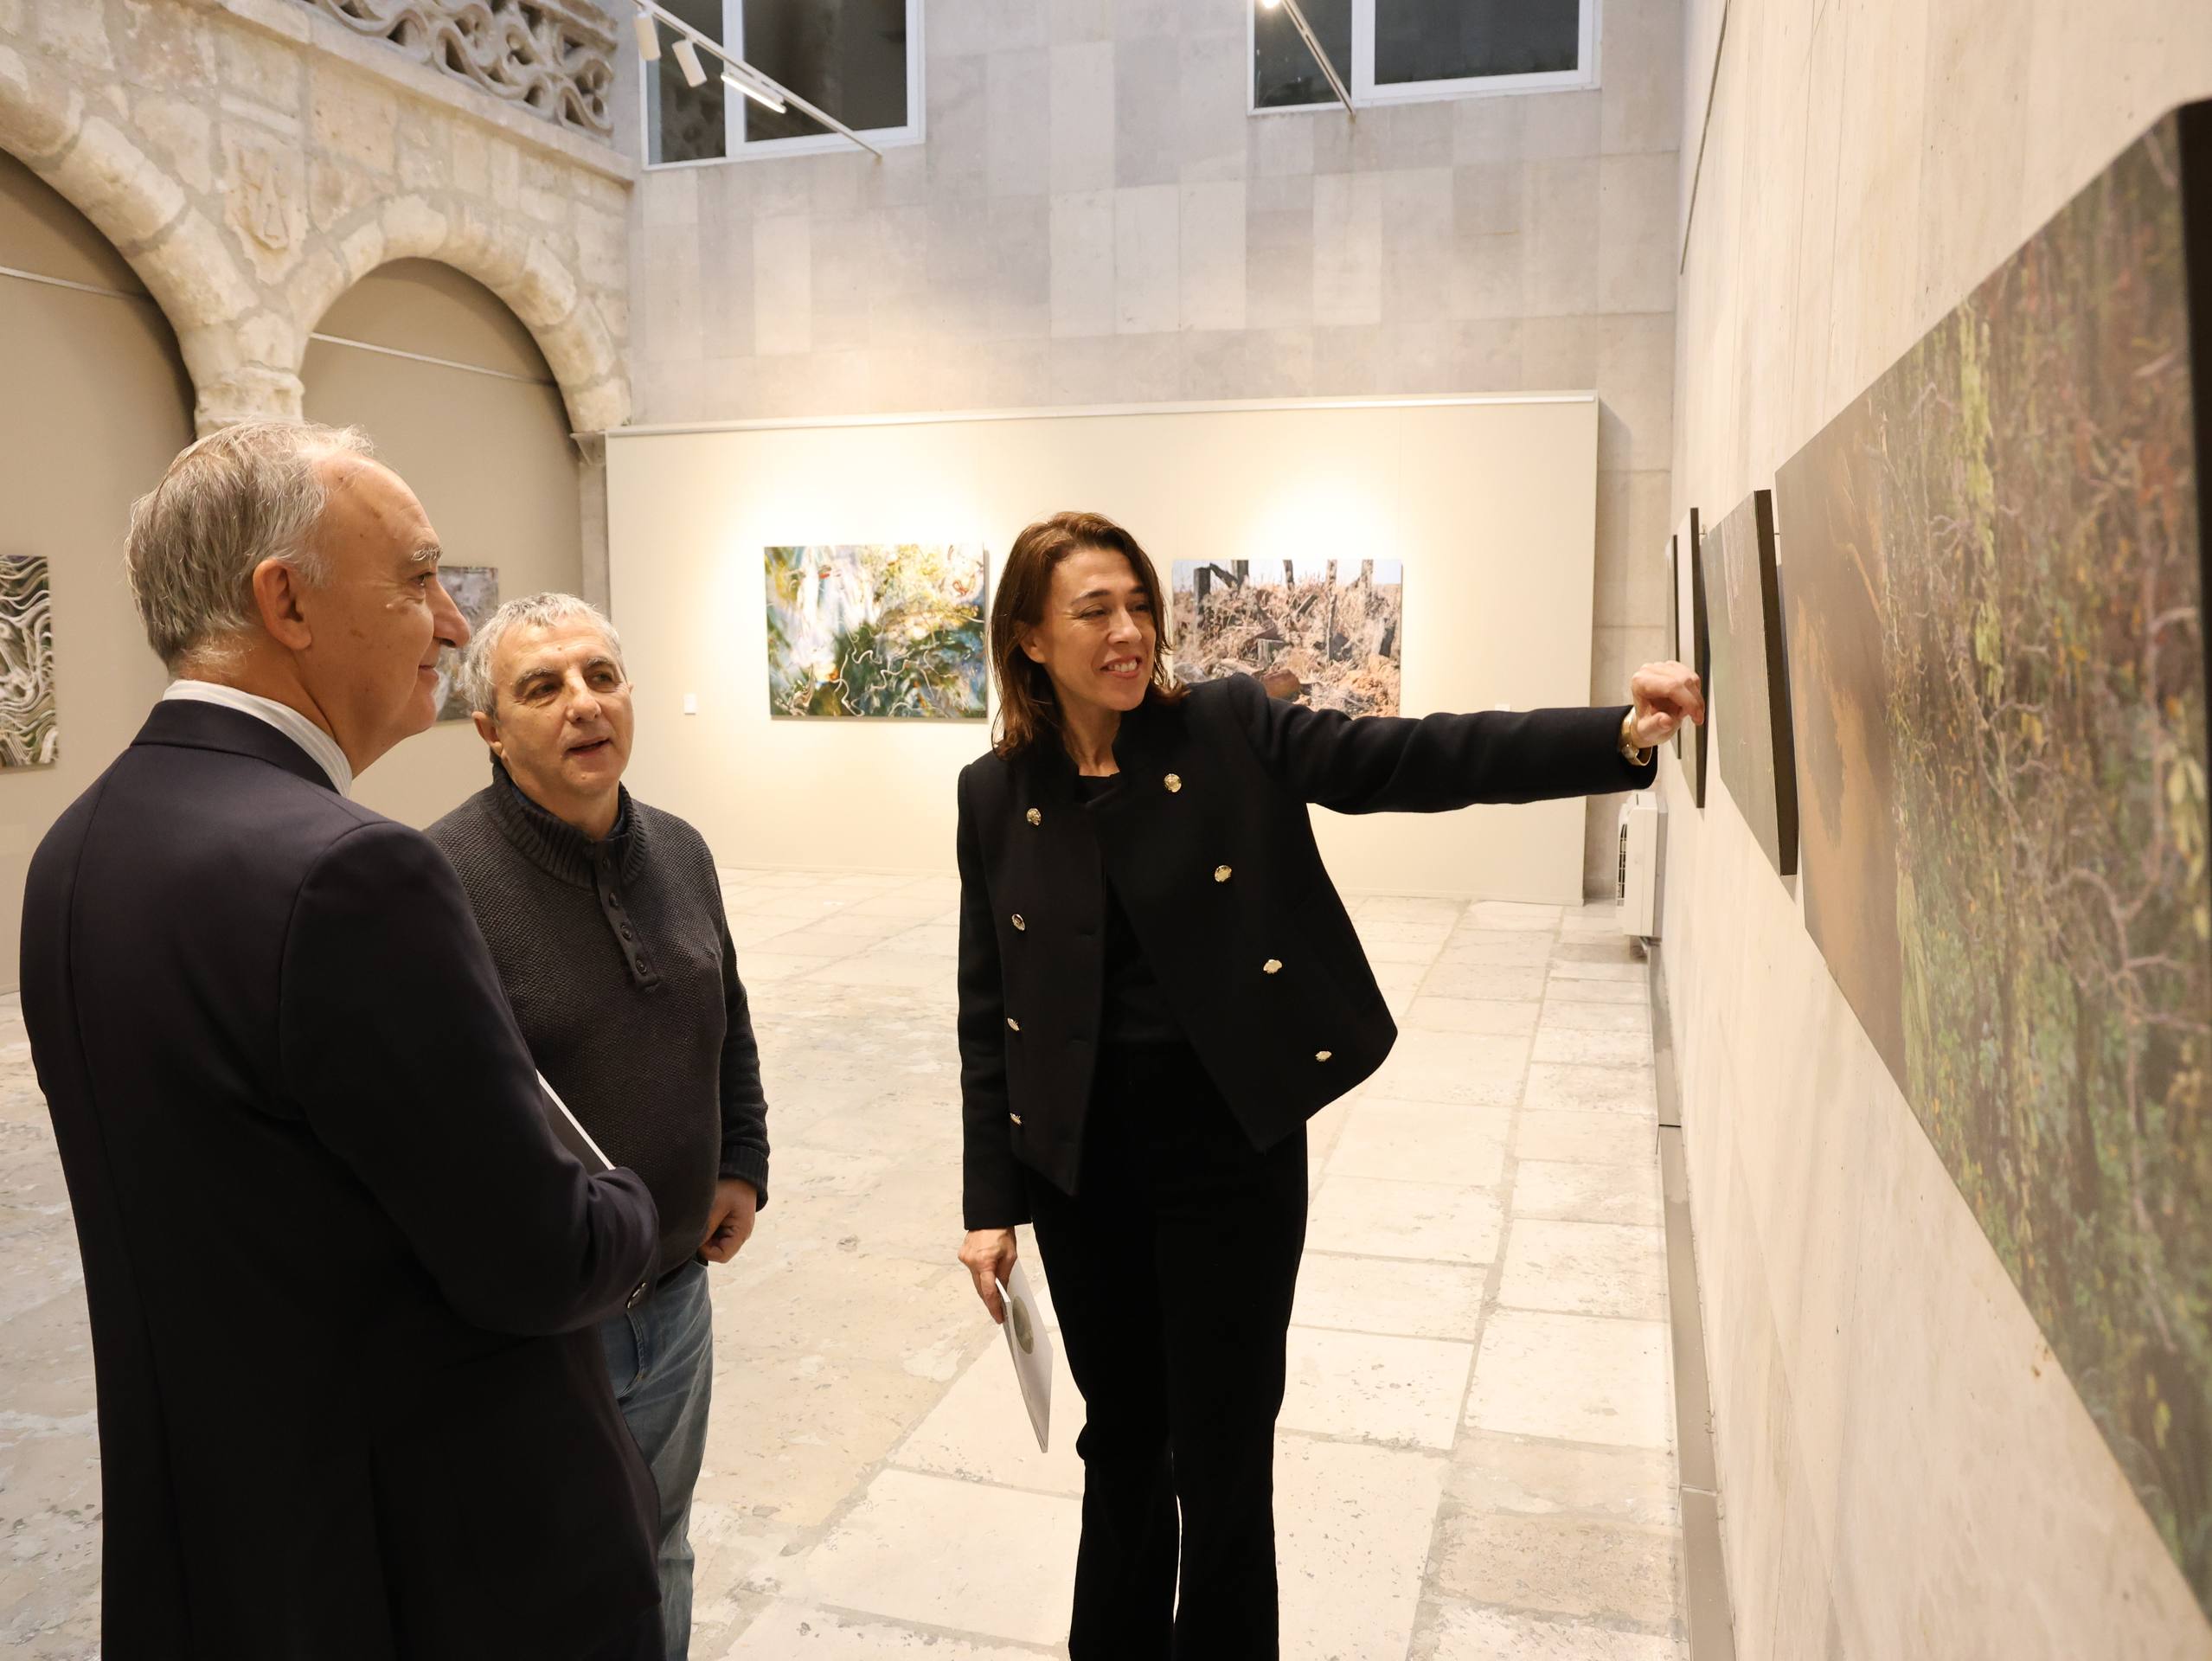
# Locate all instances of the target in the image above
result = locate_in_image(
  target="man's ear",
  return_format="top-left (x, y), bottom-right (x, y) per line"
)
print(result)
top-left (250, 559), bottom-right (313, 651)
top-left (471, 708), bottom-right (503, 759)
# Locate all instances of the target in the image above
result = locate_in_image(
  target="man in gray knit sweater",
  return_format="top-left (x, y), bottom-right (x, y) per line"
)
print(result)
top-left (427, 593), bottom-right (770, 1661)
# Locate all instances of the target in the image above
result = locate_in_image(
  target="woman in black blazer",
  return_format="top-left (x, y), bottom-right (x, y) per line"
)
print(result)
top-left (954, 511), bottom-right (1702, 1659)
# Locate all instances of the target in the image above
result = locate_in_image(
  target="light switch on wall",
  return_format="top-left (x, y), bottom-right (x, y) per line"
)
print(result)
top-left (683, 693), bottom-right (698, 715)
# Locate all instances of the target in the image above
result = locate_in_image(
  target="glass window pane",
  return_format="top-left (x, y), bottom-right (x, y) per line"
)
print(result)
top-left (1375, 0), bottom-right (1580, 85)
top-left (649, 0), bottom-right (727, 164)
top-left (1254, 0), bottom-right (1351, 111)
top-left (740, 0), bottom-right (909, 144)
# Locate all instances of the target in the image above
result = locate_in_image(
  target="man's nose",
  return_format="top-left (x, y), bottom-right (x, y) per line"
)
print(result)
top-left (567, 681), bottom-right (602, 719)
top-left (432, 578), bottom-right (471, 649)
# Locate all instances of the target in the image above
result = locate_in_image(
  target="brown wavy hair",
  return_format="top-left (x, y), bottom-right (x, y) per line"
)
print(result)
top-left (990, 510), bottom-right (1187, 757)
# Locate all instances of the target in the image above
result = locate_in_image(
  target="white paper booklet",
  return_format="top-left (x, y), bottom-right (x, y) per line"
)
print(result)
top-left (999, 1260), bottom-right (1054, 1453)
top-left (537, 1071), bottom-right (613, 1171)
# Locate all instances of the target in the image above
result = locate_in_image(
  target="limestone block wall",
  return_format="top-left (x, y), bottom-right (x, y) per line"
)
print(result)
top-left (1663, 1), bottom-right (2212, 1655)
top-left (0, 0), bottom-right (635, 435)
top-left (617, 0), bottom-right (1685, 895)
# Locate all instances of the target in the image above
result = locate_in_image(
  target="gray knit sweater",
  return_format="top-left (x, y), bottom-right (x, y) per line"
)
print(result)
top-left (428, 762), bottom-right (770, 1279)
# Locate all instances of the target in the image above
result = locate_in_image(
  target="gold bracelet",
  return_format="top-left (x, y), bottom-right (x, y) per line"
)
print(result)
top-left (1619, 710), bottom-right (1652, 766)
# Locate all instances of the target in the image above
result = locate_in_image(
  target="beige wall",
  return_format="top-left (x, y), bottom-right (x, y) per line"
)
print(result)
top-left (304, 259), bottom-right (583, 829)
top-left (622, 0), bottom-right (1684, 896)
top-left (0, 151), bottom-right (194, 993)
top-left (1663, 2), bottom-right (2212, 1656)
top-left (607, 396), bottom-right (1601, 903)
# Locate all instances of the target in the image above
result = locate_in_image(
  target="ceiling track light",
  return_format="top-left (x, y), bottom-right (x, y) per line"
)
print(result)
top-left (671, 36), bottom-right (707, 89)
top-left (632, 11), bottom-right (660, 61)
top-left (721, 71), bottom-right (787, 115)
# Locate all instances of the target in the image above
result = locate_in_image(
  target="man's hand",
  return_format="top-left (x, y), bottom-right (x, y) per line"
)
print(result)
top-left (959, 1228), bottom-right (1019, 1324)
top-left (1628, 660), bottom-right (1706, 750)
top-left (699, 1178), bottom-right (759, 1264)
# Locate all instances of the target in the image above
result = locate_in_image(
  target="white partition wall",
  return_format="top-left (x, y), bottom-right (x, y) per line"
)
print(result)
top-left (607, 394), bottom-right (1600, 903)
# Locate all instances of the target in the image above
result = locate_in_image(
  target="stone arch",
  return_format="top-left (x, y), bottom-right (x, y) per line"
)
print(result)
top-left (0, 42), bottom-right (297, 433)
top-left (294, 193), bottom-right (629, 435)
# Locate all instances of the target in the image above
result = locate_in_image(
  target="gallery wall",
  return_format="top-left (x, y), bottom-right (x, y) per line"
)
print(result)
top-left (1662, 2), bottom-right (2212, 1656)
top-left (303, 260), bottom-right (584, 830)
top-left (0, 152), bottom-right (195, 994)
top-left (617, 0), bottom-right (1684, 897)
top-left (606, 395), bottom-right (1600, 904)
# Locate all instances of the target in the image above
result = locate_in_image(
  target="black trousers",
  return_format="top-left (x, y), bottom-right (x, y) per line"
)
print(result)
top-left (1025, 1041), bottom-right (1309, 1661)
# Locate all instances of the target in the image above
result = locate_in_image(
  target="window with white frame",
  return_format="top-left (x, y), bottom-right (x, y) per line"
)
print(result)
top-left (1253, 0), bottom-right (1596, 112)
top-left (645, 0), bottom-right (923, 166)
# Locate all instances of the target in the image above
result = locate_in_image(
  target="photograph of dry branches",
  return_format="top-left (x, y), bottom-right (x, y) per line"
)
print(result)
top-left (763, 544), bottom-right (989, 720)
top-left (1777, 108), bottom-right (2212, 1608)
top-left (1170, 559), bottom-right (1403, 715)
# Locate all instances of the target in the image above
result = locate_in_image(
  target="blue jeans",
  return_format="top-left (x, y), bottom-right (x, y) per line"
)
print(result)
top-left (598, 1259), bottom-right (715, 1661)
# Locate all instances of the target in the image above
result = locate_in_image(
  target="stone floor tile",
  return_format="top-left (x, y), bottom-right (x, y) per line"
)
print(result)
top-left (1368, 1031), bottom-right (1529, 1106)
top-left (1279, 1436), bottom-right (1450, 1660)
top-left (1465, 1309), bottom-right (1673, 1450)
top-left (1537, 1000), bottom-right (1653, 1034)
top-left (1449, 1430), bottom-right (1681, 1530)
top-left (1523, 1061), bottom-right (1657, 1114)
top-left (1547, 959), bottom-right (1648, 982)
top-left (1363, 933), bottom-right (1450, 964)
top-left (801, 953), bottom-right (952, 990)
top-left (749, 889), bottom-right (856, 918)
top-left (1498, 1220), bottom-right (1667, 1320)
top-left (1402, 995), bottom-right (1543, 1036)
top-left (1327, 1099), bottom-right (1512, 1188)
top-left (1438, 931), bottom-right (1557, 965)
top-left (1516, 1109), bottom-right (1655, 1164)
top-left (1361, 895), bottom-right (1470, 926)
top-left (721, 1600), bottom-right (1054, 1658)
top-left (1427, 1509), bottom-right (1682, 1626)
top-left (1423, 961), bottom-right (1549, 1002)
top-left (892, 1328), bottom-right (1088, 1497)
top-left (792, 1468), bottom-right (1081, 1646)
top-left (1512, 1159), bottom-right (1663, 1228)
top-left (1292, 1252), bottom-right (1487, 1341)
top-left (731, 952), bottom-right (827, 984)
top-left (1306, 1175), bottom-right (1505, 1265)
top-left (1550, 935), bottom-right (1645, 965)
top-left (1423, 1599), bottom-right (1682, 1659)
top-left (1466, 900), bottom-right (1563, 931)
top-left (1542, 972), bottom-right (1650, 1004)
top-left (753, 923), bottom-right (873, 958)
top-left (1530, 1027), bottom-right (1654, 1068)
top-left (1282, 1325), bottom-right (1476, 1450)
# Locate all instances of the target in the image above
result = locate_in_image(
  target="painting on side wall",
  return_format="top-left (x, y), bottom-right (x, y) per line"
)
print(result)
top-left (1670, 510), bottom-right (1706, 808)
top-left (764, 544), bottom-right (989, 720)
top-left (433, 566), bottom-right (501, 723)
top-left (1776, 102), bottom-right (2212, 1610)
top-left (0, 554), bottom-right (55, 768)
top-left (1170, 560), bottom-right (1404, 716)
top-left (1703, 491), bottom-right (1795, 875)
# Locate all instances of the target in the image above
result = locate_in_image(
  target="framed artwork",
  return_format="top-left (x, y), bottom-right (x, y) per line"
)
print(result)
top-left (0, 553), bottom-right (54, 768)
top-left (433, 566), bottom-right (500, 723)
top-left (1670, 510), bottom-right (1706, 808)
top-left (1776, 101), bottom-right (2212, 1608)
top-left (1170, 559), bottom-right (1403, 716)
top-left (1704, 490), bottom-right (1795, 875)
top-left (764, 544), bottom-right (989, 720)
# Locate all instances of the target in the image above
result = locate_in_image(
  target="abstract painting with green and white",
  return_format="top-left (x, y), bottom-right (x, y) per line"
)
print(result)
top-left (764, 545), bottom-right (988, 720)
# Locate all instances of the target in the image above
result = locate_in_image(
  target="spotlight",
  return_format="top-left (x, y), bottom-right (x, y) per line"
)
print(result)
top-left (721, 72), bottom-right (789, 115)
top-left (632, 11), bottom-right (660, 61)
top-left (1260, 0), bottom-right (1282, 9)
top-left (672, 36), bottom-right (707, 88)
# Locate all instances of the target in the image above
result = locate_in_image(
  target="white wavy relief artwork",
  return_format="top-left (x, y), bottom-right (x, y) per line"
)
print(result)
top-left (0, 555), bottom-right (55, 769)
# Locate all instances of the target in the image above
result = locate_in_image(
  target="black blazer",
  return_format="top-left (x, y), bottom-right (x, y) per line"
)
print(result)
top-left (21, 702), bottom-right (664, 1660)
top-left (957, 673), bottom-right (1655, 1228)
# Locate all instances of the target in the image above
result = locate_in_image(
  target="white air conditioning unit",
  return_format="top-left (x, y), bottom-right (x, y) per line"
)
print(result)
top-left (1616, 792), bottom-right (1663, 939)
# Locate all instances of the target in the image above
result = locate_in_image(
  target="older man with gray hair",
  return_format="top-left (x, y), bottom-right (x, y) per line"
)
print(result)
top-left (428, 592), bottom-right (771, 1661)
top-left (22, 422), bottom-right (667, 1659)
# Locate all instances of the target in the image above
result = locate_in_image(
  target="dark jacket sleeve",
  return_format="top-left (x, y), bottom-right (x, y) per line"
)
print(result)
top-left (1217, 671), bottom-right (1657, 812)
top-left (955, 765), bottom-right (1029, 1231)
top-left (715, 899), bottom-right (772, 1206)
top-left (279, 820), bottom-right (659, 1336)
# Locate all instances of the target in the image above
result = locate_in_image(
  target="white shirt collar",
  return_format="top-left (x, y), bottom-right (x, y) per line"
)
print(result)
top-left (160, 680), bottom-right (354, 797)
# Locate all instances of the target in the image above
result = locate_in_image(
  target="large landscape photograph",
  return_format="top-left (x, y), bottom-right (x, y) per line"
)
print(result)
top-left (1704, 491), bottom-right (1795, 875)
top-left (1778, 111), bottom-right (2212, 1603)
top-left (1171, 558), bottom-right (1404, 715)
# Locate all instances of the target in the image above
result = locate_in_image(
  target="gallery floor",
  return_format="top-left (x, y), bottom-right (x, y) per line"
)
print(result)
top-left (0, 869), bottom-right (1687, 1660)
